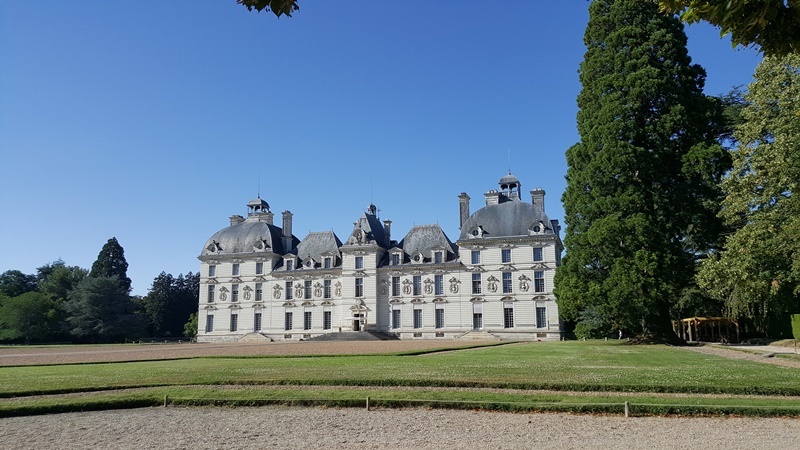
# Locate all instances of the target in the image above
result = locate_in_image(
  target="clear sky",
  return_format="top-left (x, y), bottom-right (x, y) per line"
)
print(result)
top-left (0, 1), bottom-right (762, 296)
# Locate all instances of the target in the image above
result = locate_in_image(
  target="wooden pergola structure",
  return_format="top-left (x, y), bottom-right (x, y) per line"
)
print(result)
top-left (674, 317), bottom-right (740, 343)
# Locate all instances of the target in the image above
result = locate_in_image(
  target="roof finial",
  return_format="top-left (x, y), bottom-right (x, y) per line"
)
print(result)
top-left (508, 148), bottom-right (511, 175)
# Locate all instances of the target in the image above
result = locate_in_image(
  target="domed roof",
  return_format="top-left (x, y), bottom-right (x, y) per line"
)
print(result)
top-left (499, 173), bottom-right (520, 187)
top-left (201, 217), bottom-right (289, 256)
top-left (459, 198), bottom-right (553, 240)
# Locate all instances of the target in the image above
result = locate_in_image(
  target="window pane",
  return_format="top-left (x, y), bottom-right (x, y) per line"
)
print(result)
top-left (501, 249), bottom-right (511, 263)
top-left (533, 247), bottom-right (543, 262)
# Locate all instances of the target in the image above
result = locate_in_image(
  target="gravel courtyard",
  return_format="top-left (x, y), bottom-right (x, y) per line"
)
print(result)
top-left (2, 406), bottom-right (800, 450)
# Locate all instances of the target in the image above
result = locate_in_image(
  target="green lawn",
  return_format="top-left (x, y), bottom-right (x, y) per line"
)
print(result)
top-left (1, 341), bottom-right (799, 417)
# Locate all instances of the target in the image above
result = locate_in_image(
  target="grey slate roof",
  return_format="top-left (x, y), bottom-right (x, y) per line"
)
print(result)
top-left (345, 205), bottom-right (388, 248)
top-left (458, 197), bottom-right (554, 240)
top-left (201, 217), bottom-right (296, 256)
top-left (296, 231), bottom-right (343, 263)
top-left (399, 224), bottom-right (456, 257)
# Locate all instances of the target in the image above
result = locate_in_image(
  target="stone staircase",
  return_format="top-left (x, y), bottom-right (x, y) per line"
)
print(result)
top-left (455, 330), bottom-right (502, 341)
top-left (237, 333), bottom-right (272, 342)
top-left (306, 331), bottom-right (399, 341)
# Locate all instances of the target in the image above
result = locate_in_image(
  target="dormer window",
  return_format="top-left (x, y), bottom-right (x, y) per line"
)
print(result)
top-left (434, 251), bottom-right (443, 264)
top-left (413, 254), bottom-right (422, 263)
top-left (286, 260), bottom-right (293, 271)
top-left (305, 260), bottom-right (313, 268)
top-left (391, 253), bottom-right (401, 265)
top-left (324, 257), bottom-right (332, 269)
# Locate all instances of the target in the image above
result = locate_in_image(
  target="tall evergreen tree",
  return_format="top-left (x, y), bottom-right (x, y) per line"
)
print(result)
top-left (89, 237), bottom-right (132, 292)
top-left (63, 276), bottom-right (144, 343)
top-left (698, 53), bottom-right (800, 335)
top-left (554, 0), bottom-right (729, 339)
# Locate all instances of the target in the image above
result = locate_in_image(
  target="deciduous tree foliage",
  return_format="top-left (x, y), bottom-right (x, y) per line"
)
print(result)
top-left (698, 53), bottom-right (800, 334)
top-left (0, 270), bottom-right (37, 298)
top-left (658, 1), bottom-right (800, 55)
top-left (0, 292), bottom-right (61, 343)
top-left (554, 0), bottom-right (729, 339)
top-left (237, 0), bottom-right (298, 17)
top-left (89, 237), bottom-right (132, 293)
top-left (63, 276), bottom-right (145, 343)
top-left (37, 263), bottom-right (88, 303)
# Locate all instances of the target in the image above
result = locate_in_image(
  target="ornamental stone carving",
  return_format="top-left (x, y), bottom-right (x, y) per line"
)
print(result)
top-left (335, 281), bottom-right (342, 297)
top-left (218, 286), bottom-right (229, 302)
top-left (402, 279), bottom-right (412, 295)
top-left (423, 278), bottom-right (434, 295)
top-left (272, 284), bottom-right (283, 299)
top-left (449, 277), bottom-right (460, 293)
top-left (242, 285), bottom-right (252, 300)
top-left (486, 275), bottom-right (499, 293)
top-left (380, 279), bottom-right (389, 295)
top-left (295, 283), bottom-right (303, 299)
top-left (518, 274), bottom-right (531, 292)
top-left (313, 282), bottom-right (323, 298)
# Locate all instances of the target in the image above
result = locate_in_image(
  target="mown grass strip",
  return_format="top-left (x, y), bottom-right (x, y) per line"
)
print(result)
top-left (4, 384), bottom-right (800, 418)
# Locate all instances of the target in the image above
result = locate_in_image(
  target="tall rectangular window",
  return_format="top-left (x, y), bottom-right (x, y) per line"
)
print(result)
top-left (323, 280), bottom-right (331, 299)
top-left (323, 310), bottom-right (332, 330)
top-left (472, 273), bottom-right (481, 294)
top-left (231, 284), bottom-right (239, 302)
top-left (391, 253), bottom-right (400, 265)
top-left (208, 265), bottom-right (216, 277)
top-left (304, 280), bottom-right (312, 300)
top-left (230, 313), bottom-right (238, 332)
top-left (533, 247), bottom-right (543, 262)
top-left (255, 283), bottom-right (263, 301)
top-left (503, 303), bottom-right (514, 328)
top-left (324, 257), bottom-right (332, 269)
top-left (232, 263), bottom-right (239, 276)
top-left (207, 285), bottom-right (215, 303)
top-left (355, 256), bottom-right (363, 269)
top-left (254, 312), bottom-right (262, 331)
top-left (355, 278), bottom-right (363, 297)
top-left (205, 314), bottom-right (214, 332)
top-left (434, 251), bottom-right (443, 264)
top-left (286, 281), bottom-right (293, 300)
top-left (434, 275), bottom-right (443, 296)
top-left (435, 308), bottom-right (444, 329)
top-left (536, 304), bottom-right (547, 328)
top-left (391, 309), bottom-right (401, 329)
top-left (304, 311), bottom-right (312, 330)
top-left (413, 309), bottom-right (422, 329)
top-left (284, 311), bottom-right (293, 331)
top-left (255, 262), bottom-right (263, 274)
top-left (502, 272), bottom-right (512, 294)
top-left (286, 260), bottom-right (293, 271)
top-left (471, 250), bottom-right (480, 265)
top-left (413, 275), bottom-right (421, 296)
top-left (391, 276), bottom-right (400, 296)
top-left (534, 271), bottom-right (545, 293)
top-left (501, 248), bottom-right (511, 263)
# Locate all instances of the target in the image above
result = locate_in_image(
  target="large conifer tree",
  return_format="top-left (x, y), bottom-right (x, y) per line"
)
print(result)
top-left (554, 0), bottom-right (729, 338)
top-left (89, 237), bottom-right (132, 293)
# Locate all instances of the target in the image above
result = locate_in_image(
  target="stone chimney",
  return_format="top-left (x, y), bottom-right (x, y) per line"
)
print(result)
top-left (484, 190), bottom-right (501, 206)
top-left (257, 211), bottom-right (274, 224)
top-left (530, 188), bottom-right (545, 211)
top-left (229, 215), bottom-right (245, 226)
top-left (281, 211), bottom-right (293, 251)
top-left (458, 193), bottom-right (470, 229)
top-left (383, 220), bottom-right (392, 247)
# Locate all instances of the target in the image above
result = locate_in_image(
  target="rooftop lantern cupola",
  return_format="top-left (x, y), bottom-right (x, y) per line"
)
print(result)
top-left (247, 197), bottom-right (274, 224)
top-left (499, 172), bottom-right (521, 200)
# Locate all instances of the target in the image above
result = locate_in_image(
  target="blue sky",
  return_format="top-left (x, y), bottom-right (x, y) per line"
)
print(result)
top-left (0, 1), bottom-right (762, 295)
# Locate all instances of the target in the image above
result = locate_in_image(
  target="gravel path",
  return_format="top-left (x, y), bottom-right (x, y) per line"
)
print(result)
top-left (0, 340), bottom-right (488, 366)
top-left (1, 406), bottom-right (799, 449)
top-left (678, 344), bottom-right (800, 369)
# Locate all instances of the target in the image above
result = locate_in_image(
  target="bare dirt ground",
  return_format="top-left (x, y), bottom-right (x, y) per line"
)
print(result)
top-left (678, 343), bottom-right (800, 369)
top-left (2, 405), bottom-right (800, 450)
top-left (0, 340), bottom-right (487, 366)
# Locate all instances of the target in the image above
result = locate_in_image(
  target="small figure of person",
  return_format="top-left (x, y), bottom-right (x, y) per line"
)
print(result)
top-left (618, 329), bottom-right (623, 340)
